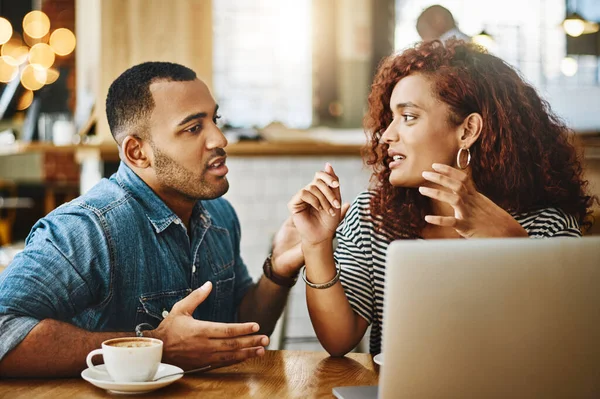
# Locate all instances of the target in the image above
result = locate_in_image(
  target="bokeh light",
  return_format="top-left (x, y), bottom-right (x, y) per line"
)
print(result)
top-left (20, 64), bottom-right (47, 91)
top-left (1, 37), bottom-right (29, 65)
top-left (23, 11), bottom-right (51, 39)
top-left (16, 90), bottom-right (34, 111)
top-left (24, 30), bottom-right (49, 47)
top-left (560, 57), bottom-right (578, 77)
top-left (0, 17), bottom-right (13, 45)
top-left (44, 67), bottom-right (59, 84)
top-left (29, 43), bottom-right (55, 69)
top-left (0, 56), bottom-right (18, 82)
top-left (49, 28), bottom-right (76, 56)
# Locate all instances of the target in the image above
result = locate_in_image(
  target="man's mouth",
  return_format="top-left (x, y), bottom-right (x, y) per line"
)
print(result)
top-left (208, 156), bottom-right (227, 169)
top-left (207, 156), bottom-right (229, 177)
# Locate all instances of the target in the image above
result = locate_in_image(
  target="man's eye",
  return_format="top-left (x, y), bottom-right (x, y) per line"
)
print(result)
top-left (186, 124), bottom-right (202, 133)
top-left (403, 114), bottom-right (416, 122)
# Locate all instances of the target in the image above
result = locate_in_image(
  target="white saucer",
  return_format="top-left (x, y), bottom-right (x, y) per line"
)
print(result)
top-left (81, 363), bottom-right (183, 395)
top-left (373, 353), bottom-right (383, 366)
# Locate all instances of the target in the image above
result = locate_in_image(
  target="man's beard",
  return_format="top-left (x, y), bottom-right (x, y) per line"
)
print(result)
top-left (152, 144), bottom-right (229, 200)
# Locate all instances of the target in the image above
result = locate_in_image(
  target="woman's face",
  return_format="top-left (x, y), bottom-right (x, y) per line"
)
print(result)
top-left (381, 73), bottom-right (462, 188)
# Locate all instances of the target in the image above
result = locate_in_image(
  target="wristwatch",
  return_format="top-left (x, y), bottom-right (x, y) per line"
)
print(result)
top-left (262, 253), bottom-right (299, 288)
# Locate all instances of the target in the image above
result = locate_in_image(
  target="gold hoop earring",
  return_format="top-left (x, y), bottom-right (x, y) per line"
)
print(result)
top-left (457, 147), bottom-right (471, 169)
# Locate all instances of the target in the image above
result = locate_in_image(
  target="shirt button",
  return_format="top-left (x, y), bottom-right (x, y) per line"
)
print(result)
top-left (174, 219), bottom-right (181, 225)
top-left (192, 265), bottom-right (197, 273)
top-left (162, 310), bottom-right (169, 318)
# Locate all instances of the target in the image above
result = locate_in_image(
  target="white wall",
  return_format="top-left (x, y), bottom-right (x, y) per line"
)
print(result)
top-left (223, 155), bottom-right (372, 350)
top-left (543, 87), bottom-right (600, 132)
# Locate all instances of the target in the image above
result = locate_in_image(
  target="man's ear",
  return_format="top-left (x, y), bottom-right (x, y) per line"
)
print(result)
top-left (122, 135), bottom-right (151, 168)
top-left (458, 113), bottom-right (483, 149)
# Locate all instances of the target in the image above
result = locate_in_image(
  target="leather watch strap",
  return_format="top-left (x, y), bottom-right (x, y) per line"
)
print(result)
top-left (262, 253), bottom-right (299, 288)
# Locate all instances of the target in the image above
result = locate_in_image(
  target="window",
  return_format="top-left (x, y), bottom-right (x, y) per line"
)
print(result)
top-left (213, 0), bottom-right (312, 128)
top-left (394, 0), bottom-right (598, 89)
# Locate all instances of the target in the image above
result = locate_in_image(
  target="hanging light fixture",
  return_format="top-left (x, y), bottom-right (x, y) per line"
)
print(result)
top-left (562, 0), bottom-right (599, 37)
top-left (562, 12), bottom-right (599, 37)
top-left (472, 30), bottom-right (494, 50)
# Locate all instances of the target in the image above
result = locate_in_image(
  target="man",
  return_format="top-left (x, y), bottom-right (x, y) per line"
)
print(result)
top-left (0, 62), bottom-right (304, 377)
top-left (416, 5), bottom-right (470, 42)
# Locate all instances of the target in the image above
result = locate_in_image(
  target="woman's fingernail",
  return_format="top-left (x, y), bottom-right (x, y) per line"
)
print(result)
top-left (252, 324), bottom-right (260, 332)
top-left (422, 171), bottom-right (434, 179)
top-left (198, 281), bottom-right (211, 291)
top-left (333, 200), bottom-right (341, 209)
top-left (329, 208), bottom-right (336, 217)
top-left (331, 181), bottom-right (339, 188)
top-left (432, 163), bottom-right (442, 170)
top-left (419, 186), bottom-right (427, 193)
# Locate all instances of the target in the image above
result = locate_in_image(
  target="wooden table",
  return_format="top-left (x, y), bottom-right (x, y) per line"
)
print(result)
top-left (0, 350), bottom-right (379, 398)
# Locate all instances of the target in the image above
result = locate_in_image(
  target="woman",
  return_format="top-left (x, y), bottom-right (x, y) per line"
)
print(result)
top-left (287, 40), bottom-right (595, 357)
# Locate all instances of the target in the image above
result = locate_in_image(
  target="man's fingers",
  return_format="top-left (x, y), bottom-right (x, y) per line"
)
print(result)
top-left (209, 335), bottom-right (269, 352)
top-left (171, 282), bottom-right (212, 316)
top-left (203, 321), bottom-right (261, 338)
top-left (208, 347), bottom-right (266, 368)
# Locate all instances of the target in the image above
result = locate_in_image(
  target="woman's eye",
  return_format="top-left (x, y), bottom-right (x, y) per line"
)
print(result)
top-left (402, 114), bottom-right (416, 122)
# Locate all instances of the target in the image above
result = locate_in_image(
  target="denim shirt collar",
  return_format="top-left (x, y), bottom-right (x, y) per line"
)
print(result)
top-left (114, 162), bottom-right (208, 233)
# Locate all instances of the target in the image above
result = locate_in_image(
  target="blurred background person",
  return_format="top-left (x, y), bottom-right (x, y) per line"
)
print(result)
top-left (416, 4), bottom-right (471, 42)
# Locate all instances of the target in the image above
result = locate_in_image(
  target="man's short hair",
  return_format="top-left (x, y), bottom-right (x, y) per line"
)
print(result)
top-left (106, 61), bottom-right (197, 143)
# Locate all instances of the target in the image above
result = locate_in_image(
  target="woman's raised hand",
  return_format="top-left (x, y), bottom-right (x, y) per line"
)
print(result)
top-left (419, 163), bottom-right (528, 238)
top-left (287, 163), bottom-right (349, 245)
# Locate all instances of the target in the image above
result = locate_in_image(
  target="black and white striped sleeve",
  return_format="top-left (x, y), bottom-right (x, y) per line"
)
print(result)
top-left (516, 208), bottom-right (582, 238)
top-left (334, 194), bottom-right (375, 325)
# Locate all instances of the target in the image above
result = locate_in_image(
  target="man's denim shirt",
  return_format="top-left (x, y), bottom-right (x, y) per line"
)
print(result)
top-left (0, 162), bottom-right (253, 360)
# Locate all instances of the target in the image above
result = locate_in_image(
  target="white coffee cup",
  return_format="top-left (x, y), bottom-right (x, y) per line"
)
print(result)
top-left (86, 337), bottom-right (163, 382)
top-left (52, 120), bottom-right (75, 146)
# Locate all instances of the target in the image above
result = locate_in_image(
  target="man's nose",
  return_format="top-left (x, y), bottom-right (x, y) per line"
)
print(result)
top-left (206, 125), bottom-right (228, 149)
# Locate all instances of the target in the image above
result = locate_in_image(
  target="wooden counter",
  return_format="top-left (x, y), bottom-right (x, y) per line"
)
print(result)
top-left (0, 140), bottom-right (364, 160)
top-left (0, 350), bottom-right (379, 398)
top-left (1, 133), bottom-right (598, 159)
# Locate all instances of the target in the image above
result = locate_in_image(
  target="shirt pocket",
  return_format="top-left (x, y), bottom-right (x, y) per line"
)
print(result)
top-left (202, 226), bottom-right (235, 277)
top-left (135, 288), bottom-right (192, 327)
top-left (209, 273), bottom-right (236, 323)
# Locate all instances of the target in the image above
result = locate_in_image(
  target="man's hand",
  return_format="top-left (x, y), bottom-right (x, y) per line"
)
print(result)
top-left (150, 282), bottom-right (269, 371)
top-left (270, 216), bottom-right (303, 278)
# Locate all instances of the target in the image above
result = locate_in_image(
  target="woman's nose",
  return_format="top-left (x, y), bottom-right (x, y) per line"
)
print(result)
top-left (380, 121), bottom-right (399, 144)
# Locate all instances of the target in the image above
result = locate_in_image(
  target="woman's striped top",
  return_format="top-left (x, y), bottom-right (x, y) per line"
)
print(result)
top-left (334, 191), bottom-right (582, 355)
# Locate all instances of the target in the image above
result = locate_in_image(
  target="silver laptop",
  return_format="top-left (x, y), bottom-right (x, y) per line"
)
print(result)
top-left (335, 237), bottom-right (600, 398)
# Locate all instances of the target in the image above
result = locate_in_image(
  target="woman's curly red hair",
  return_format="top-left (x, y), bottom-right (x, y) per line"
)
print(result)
top-left (363, 39), bottom-right (595, 238)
